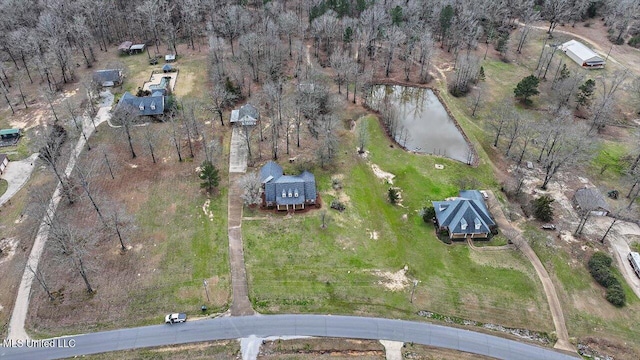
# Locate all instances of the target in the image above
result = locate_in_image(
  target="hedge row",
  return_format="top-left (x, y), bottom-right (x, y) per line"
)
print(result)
top-left (588, 252), bottom-right (626, 307)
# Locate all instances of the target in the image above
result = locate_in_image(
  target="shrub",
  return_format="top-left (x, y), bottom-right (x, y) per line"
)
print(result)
top-left (589, 251), bottom-right (612, 268)
top-left (605, 283), bottom-right (626, 307)
top-left (628, 36), bottom-right (640, 48)
top-left (419, 206), bottom-right (436, 223)
top-left (330, 199), bottom-right (345, 212)
top-left (388, 187), bottom-right (400, 204)
top-left (532, 195), bottom-right (554, 222)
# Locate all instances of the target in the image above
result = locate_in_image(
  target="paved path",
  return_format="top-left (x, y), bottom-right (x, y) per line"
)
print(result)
top-left (6, 90), bottom-right (114, 341)
top-left (486, 191), bottom-right (575, 353)
top-left (379, 340), bottom-right (403, 360)
top-left (227, 127), bottom-right (253, 316)
top-left (0, 153), bottom-right (39, 207)
top-left (0, 314), bottom-right (579, 360)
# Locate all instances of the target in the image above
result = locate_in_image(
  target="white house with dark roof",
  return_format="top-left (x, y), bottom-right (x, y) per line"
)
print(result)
top-left (432, 190), bottom-right (496, 239)
top-left (230, 104), bottom-right (259, 126)
top-left (260, 161), bottom-right (317, 211)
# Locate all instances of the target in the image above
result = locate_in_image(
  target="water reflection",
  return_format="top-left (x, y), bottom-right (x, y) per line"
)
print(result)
top-left (369, 85), bottom-right (473, 164)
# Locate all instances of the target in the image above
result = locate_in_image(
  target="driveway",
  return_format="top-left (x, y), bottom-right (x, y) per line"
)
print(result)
top-left (0, 153), bottom-right (39, 207)
top-left (588, 217), bottom-right (640, 299)
top-left (0, 314), bottom-right (579, 360)
top-left (229, 127), bottom-right (247, 173)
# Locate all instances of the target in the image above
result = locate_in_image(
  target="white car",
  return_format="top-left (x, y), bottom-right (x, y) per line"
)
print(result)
top-left (479, 190), bottom-right (489, 200)
top-left (165, 313), bottom-right (187, 324)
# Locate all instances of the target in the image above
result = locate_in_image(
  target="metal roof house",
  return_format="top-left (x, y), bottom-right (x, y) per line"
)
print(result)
top-left (573, 187), bottom-right (610, 216)
top-left (230, 104), bottom-right (259, 126)
top-left (117, 92), bottom-right (165, 117)
top-left (93, 69), bottom-right (123, 87)
top-left (432, 190), bottom-right (496, 239)
top-left (560, 40), bottom-right (605, 69)
top-left (260, 161), bottom-right (317, 211)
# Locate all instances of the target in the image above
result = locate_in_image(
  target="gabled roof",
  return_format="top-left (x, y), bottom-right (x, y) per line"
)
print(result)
top-left (561, 40), bottom-right (604, 63)
top-left (230, 103), bottom-right (259, 125)
top-left (260, 161), bottom-right (283, 183)
top-left (118, 41), bottom-right (132, 51)
top-left (0, 154), bottom-right (7, 163)
top-left (118, 92), bottom-right (165, 116)
top-left (130, 44), bottom-right (145, 51)
top-left (93, 69), bottom-right (122, 86)
top-left (432, 190), bottom-right (495, 235)
top-left (162, 64), bottom-right (173, 71)
top-left (574, 187), bottom-right (610, 212)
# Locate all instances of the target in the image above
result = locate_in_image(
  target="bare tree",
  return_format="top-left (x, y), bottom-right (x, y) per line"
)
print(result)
top-left (239, 172), bottom-right (261, 206)
top-left (111, 105), bottom-right (138, 159)
top-left (588, 70), bottom-right (628, 134)
top-left (383, 27), bottom-right (406, 78)
top-left (143, 124), bottom-right (159, 164)
top-left (168, 112), bottom-right (183, 162)
top-left (36, 123), bottom-right (75, 204)
top-left (27, 263), bottom-right (55, 301)
top-left (487, 101), bottom-right (514, 148)
top-left (74, 160), bottom-right (107, 226)
top-left (49, 222), bottom-right (95, 293)
top-left (208, 82), bottom-right (236, 126)
top-left (357, 118), bottom-right (368, 154)
top-left (540, 123), bottom-right (595, 189)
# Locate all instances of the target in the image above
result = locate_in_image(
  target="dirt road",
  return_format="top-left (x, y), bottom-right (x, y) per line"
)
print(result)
top-left (486, 191), bottom-right (576, 354)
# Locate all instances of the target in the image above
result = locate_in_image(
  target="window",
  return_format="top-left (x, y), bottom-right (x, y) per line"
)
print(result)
top-left (474, 218), bottom-right (481, 230)
top-left (460, 218), bottom-right (467, 231)
top-left (150, 101), bottom-right (156, 110)
top-left (288, 189), bottom-right (292, 198)
top-left (139, 103), bottom-right (145, 110)
top-left (294, 190), bottom-right (299, 198)
top-left (282, 190), bottom-right (286, 198)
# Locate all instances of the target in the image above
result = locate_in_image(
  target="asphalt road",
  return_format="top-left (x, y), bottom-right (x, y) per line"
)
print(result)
top-left (0, 315), bottom-right (578, 360)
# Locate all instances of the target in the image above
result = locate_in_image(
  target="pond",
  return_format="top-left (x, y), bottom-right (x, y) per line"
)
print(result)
top-left (368, 85), bottom-right (473, 164)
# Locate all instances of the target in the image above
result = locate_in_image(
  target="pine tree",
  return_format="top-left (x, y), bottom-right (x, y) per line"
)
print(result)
top-left (514, 75), bottom-right (540, 104)
top-left (199, 160), bottom-right (220, 193)
top-left (576, 79), bottom-right (596, 108)
top-left (532, 195), bottom-right (554, 222)
top-left (478, 66), bottom-right (486, 81)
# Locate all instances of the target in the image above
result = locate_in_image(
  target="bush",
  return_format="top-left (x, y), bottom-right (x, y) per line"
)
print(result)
top-left (330, 199), bottom-right (345, 212)
top-left (587, 252), bottom-right (626, 307)
top-left (628, 36), bottom-right (640, 48)
top-left (532, 195), bottom-right (554, 222)
top-left (605, 283), bottom-right (626, 307)
top-left (419, 206), bottom-right (436, 223)
top-left (388, 187), bottom-right (400, 204)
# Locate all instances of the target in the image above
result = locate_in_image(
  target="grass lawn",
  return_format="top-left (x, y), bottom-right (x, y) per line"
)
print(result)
top-left (79, 340), bottom-right (240, 360)
top-left (526, 225), bottom-right (640, 353)
top-left (0, 178), bottom-right (7, 197)
top-left (244, 115), bottom-right (552, 333)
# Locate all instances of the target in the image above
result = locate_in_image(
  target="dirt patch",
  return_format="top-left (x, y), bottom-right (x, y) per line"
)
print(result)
top-left (367, 229), bottom-right (379, 240)
top-left (260, 337), bottom-right (384, 360)
top-left (0, 237), bottom-right (19, 265)
top-left (202, 199), bottom-right (214, 221)
top-left (370, 164), bottom-right (395, 184)
top-left (370, 266), bottom-right (410, 291)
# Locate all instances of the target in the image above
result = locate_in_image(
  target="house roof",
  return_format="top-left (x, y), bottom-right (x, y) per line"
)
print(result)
top-left (260, 161), bottom-right (316, 206)
top-left (574, 187), bottom-right (610, 212)
top-left (561, 40), bottom-right (604, 63)
top-left (118, 92), bottom-right (165, 116)
top-left (0, 154), bottom-right (7, 163)
top-left (230, 104), bottom-right (259, 125)
top-left (165, 54), bottom-right (176, 61)
top-left (162, 64), bottom-right (173, 71)
top-left (432, 190), bottom-right (495, 235)
top-left (130, 44), bottom-right (145, 51)
top-left (93, 69), bottom-right (122, 85)
top-left (0, 128), bottom-right (20, 136)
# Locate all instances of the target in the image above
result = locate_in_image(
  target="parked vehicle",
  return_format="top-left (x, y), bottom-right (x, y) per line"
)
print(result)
top-left (165, 313), bottom-right (187, 324)
top-left (541, 224), bottom-right (556, 230)
top-left (479, 190), bottom-right (489, 200)
top-left (628, 252), bottom-right (640, 278)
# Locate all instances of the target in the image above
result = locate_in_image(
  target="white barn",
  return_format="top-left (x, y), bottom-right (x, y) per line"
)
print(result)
top-left (560, 40), bottom-right (605, 69)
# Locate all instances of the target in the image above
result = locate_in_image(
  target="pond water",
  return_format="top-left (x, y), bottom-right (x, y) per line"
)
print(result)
top-left (369, 85), bottom-right (473, 164)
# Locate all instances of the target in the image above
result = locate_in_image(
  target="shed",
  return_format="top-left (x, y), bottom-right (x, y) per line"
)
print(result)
top-left (162, 64), bottom-right (173, 73)
top-left (573, 187), bottom-right (610, 216)
top-left (129, 44), bottom-right (146, 54)
top-left (93, 69), bottom-right (123, 87)
top-left (560, 40), bottom-right (605, 69)
top-left (118, 41), bottom-right (132, 53)
top-left (165, 54), bottom-right (176, 62)
top-left (0, 153), bottom-right (8, 174)
top-left (0, 128), bottom-right (21, 139)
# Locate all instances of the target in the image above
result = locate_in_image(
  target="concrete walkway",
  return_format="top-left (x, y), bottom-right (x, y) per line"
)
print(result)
top-left (486, 191), bottom-right (575, 353)
top-left (227, 127), bottom-right (253, 316)
top-left (0, 153), bottom-right (39, 207)
top-left (7, 90), bottom-right (114, 341)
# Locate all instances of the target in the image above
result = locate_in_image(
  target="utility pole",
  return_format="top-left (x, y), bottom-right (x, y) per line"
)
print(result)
top-left (203, 279), bottom-right (210, 302)
top-left (410, 280), bottom-right (419, 303)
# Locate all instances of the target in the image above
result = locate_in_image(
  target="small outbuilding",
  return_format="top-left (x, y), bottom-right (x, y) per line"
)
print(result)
top-left (560, 40), bottom-right (605, 69)
top-left (129, 44), bottom-right (146, 54)
top-left (162, 64), bottom-right (173, 73)
top-left (0, 128), bottom-right (20, 140)
top-left (93, 69), bottom-right (123, 87)
top-left (165, 54), bottom-right (176, 62)
top-left (573, 187), bottom-right (610, 216)
top-left (230, 104), bottom-right (259, 126)
top-left (118, 41), bottom-right (133, 54)
top-left (0, 153), bottom-right (8, 174)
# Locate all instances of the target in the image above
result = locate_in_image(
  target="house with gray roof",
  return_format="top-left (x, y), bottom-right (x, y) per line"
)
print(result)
top-left (573, 187), bottom-right (610, 216)
top-left (432, 190), bottom-right (496, 239)
top-left (117, 91), bottom-right (165, 117)
top-left (260, 161), bottom-right (317, 211)
top-left (93, 69), bottom-right (123, 87)
top-left (230, 103), bottom-right (259, 126)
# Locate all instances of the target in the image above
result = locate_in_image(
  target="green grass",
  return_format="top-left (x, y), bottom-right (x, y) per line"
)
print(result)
top-left (590, 141), bottom-right (630, 182)
top-left (631, 242), bottom-right (640, 253)
top-left (244, 116), bottom-right (551, 332)
top-left (80, 340), bottom-right (240, 360)
top-left (0, 178), bottom-right (7, 197)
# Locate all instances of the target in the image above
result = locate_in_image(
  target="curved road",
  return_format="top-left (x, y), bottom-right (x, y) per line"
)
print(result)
top-left (0, 314), bottom-right (578, 360)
